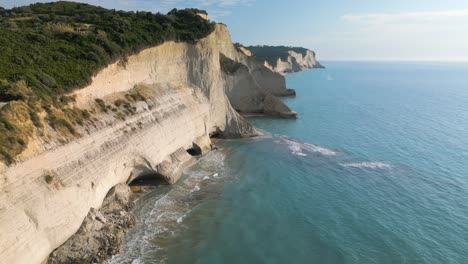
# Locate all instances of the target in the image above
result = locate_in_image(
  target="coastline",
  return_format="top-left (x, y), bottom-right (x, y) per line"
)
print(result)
top-left (0, 9), bottom-right (319, 263)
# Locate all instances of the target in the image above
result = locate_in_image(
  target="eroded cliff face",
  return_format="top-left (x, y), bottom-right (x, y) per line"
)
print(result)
top-left (0, 24), bottom-right (291, 264)
top-left (215, 26), bottom-right (297, 116)
top-left (265, 49), bottom-right (325, 75)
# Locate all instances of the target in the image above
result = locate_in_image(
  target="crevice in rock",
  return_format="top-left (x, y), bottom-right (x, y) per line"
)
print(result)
top-left (128, 173), bottom-right (168, 193)
top-left (186, 143), bottom-right (202, 156)
top-left (209, 130), bottom-right (222, 139)
top-left (128, 174), bottom-right (167, 186)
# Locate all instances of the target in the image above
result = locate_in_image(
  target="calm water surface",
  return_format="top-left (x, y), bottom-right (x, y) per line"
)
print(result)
top-left (109, 61), bottom-right (468, 264)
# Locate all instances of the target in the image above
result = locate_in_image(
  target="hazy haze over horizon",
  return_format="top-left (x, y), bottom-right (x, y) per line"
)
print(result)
top-left (2, 0), bottom-right (467, 61)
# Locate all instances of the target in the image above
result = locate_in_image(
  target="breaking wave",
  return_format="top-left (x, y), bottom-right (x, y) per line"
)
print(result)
top-left (106, 150), bottom-right (229, 264)
top-left (276, 136), bottom-right (338, 156)
top-left (340, 162), bottom-right (392, 169)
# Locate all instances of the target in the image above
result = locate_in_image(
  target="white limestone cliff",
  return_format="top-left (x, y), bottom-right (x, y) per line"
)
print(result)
top-left (0, 24), bottom-right (294, 264)
top-left (214, 27), bottom-right (297, 115)
top-left (265, 49), bottom-right (325, 75)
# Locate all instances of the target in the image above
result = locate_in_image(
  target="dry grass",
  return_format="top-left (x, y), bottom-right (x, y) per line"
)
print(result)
top-left (0, 85), bottom-right (152, 164)
top-left (0, 101), bottom-right (34, 164)
top-left (45, 23), bottom-right (74, 33)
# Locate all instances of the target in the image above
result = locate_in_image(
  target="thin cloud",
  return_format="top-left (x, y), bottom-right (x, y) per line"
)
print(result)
top-left (152, 0), bottom-right (254, 11)
top-left (151, 0), bottom-right (254, 18)
top-left (209, 10), bottom-right (233, 19)
top-left (342, 9), bottom-right (468, 23)
top-left (197, 0), bottom-right (255, 7)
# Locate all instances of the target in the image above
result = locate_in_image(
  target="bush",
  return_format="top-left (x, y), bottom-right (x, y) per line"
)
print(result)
top-left (0, 2), bottom-right (215, 101)
top-left (0, 101), bottom-right (34, 164)
top-left (95, 98), bottom-right (108, 112)
top-left (29, 111), bottom-right (42, 128)
top-left (47, 113), bottom-right (76, 135)
top-left (0, 2), bottom-right (215, 163)
top-left (114, 99), bottom-right (124, 107)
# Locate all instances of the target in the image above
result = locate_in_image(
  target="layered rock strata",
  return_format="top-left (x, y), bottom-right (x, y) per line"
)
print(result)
top-left (0, 24), bottom-right (296, 264)
top-left (264, 49), bottom-right (325, 75)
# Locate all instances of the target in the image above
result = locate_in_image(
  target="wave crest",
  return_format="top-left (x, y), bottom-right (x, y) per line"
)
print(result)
top-left (340, 162), bottom-right (392, 169)
top-left (278, 136), bottom-right (338, 156)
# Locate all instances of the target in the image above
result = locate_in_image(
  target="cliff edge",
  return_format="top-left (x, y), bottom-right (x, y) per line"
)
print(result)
top-left (247, 45), bottom-right (325, 75)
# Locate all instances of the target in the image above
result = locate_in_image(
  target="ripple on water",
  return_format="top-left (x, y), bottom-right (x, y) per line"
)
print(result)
top-left (339, 162), bottom-right (392, 170)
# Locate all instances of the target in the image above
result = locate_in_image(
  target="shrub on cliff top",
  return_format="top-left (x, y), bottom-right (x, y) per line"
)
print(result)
top-left (0, 2), bottom-right (215, 101)
top-left (0, 2), bottom-right (216, 163)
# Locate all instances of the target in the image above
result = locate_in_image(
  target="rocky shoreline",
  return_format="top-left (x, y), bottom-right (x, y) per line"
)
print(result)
top-left (47, 143), bottom-right (219, 263)
top-left (47, 184), bottom-right (136, 264)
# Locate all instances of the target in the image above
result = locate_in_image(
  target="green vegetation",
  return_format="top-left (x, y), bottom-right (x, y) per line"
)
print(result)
top-left (114, 99), bottom-right (124, 107)
top-left (44, 172), bottom-right (54, 184)
top-left (0, 1), bottom-right (215, 100)
top-left (0, 101), bottom-right (34, 164)
top-left (246, 45), bottom-right (310, 67)
top-left (0, 2), bottom-right (215, 164)
top-left (95, 98), bottom-right (108, 113)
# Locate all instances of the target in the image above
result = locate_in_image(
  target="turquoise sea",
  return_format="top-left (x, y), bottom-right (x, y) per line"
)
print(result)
top-left (109, 62), bottom-right (468, 264)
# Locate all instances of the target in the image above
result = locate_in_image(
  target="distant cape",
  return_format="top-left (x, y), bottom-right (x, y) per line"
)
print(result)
top-left (243, 45), bottom-right (324, 75)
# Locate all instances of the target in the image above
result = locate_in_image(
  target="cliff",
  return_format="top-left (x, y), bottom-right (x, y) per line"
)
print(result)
top-left (216, 26), bottom-right (297, 116)
top-left (0, 23), bottom-right (294, 263)
top-left (247, 45), bottom-right (325, 75)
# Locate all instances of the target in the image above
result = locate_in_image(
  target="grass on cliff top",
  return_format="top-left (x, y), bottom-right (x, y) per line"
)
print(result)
top-left (0, 2), bottom-right (214, 101)
top-left (0, 2), bottom-right (215, 164)
top-left (245, 45), bottom-right (310, 67)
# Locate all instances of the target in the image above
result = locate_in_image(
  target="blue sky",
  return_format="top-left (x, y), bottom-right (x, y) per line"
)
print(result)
top-left (2, 0), bottom-right (468, 61)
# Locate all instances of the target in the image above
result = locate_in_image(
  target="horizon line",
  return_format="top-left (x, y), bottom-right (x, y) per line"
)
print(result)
top-left (319, 58), bottom-right (468, 62)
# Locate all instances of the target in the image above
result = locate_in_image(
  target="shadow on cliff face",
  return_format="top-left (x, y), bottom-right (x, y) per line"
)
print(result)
top-left (129, 174), bottom-right (168, 187)
top-left (128, 174), bottom-right (168, 193)
top-left (186, 143), bottom-right (205, 156)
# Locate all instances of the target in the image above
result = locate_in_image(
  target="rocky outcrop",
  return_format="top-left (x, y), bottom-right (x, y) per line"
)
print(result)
top-left (154, 148), bottom-right (197, 184)
top-left (47, 184), bottom-right (135, 264)
top-left (215, 28), bottom-right (297, 116)
top-left (0, 23), bottom-right (296, 264)
top-left (267, 50), bottom-right (325, 75)
top-left (221, 61), bottom-right (297, 117)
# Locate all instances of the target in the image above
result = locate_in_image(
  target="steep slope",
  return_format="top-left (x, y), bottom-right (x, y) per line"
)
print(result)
top-left (0, 2), bottom-right (303, 262)
top-left (0, 23), bottom-right (271, 264)
top-left (214, 28), bottom-right (297, 117)
top-left (247, 45), bottom-right (325, 75)
top-left (0, 3), bottom-right (218, 164)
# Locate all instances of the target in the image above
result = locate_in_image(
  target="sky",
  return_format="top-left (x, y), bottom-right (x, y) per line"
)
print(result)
top-left (2, 0), bottom-right (468, 61)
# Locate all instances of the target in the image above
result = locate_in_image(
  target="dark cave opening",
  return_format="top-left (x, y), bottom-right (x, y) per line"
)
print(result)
top-left (186, 142), bottom-right (203, 156)
top-left (128, 173), bottom-right (168, 193)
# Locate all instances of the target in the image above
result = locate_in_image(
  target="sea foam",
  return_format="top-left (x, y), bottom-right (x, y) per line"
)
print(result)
top-left (340, 162), bottom-right (392, 169)
top-left (279, 136), bottom-right (338, 156)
